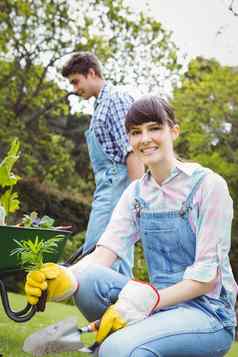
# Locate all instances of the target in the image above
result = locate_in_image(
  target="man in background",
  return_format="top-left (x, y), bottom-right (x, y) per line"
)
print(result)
top-left (62, 52), bottom-right (144, 277)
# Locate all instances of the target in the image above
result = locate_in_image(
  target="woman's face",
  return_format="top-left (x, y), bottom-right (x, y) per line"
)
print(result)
top-left (128, 121), bottom-right (179, 167)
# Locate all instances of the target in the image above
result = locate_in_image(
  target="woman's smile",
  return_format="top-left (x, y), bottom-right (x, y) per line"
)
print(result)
top-left (140, 146), bottom-right (159, 155)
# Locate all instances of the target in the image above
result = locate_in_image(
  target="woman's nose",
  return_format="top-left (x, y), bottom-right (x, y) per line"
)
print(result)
top-left (141, 130), bottom-right (151, 143)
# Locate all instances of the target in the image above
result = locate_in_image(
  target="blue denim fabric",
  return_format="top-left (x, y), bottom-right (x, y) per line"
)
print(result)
top-left (134, 171), bottom-right (236, 328)
top-left (83, 127), bottom-right (133, 277)
top-left (74, 265), bottom-right (234, 357)
top-left (74, 170), bottom-right (235, 357)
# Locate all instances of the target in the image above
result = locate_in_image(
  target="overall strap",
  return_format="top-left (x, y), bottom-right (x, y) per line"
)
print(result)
top-left (180, 170), bottom-right (208, 217)
top-left (133, 179), bottom-right (147, 219)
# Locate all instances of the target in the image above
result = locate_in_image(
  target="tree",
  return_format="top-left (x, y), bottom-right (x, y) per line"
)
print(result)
top-left (172, 57), bottom-right (238, 279)
top-left (0, 0), bottom-right (181, 190)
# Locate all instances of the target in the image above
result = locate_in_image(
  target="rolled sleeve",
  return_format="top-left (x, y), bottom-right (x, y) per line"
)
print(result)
top-left (97, 181), bottom-right (139, 260)
top-left (183, 173), bottom-right (233, 284)
top-left (108, 94), bottom-right (134, 161)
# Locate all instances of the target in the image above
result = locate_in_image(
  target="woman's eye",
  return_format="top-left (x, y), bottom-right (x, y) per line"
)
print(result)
top-left (149, 126), bottom-right (161, 131)
top-left (130, 130), bottom-right (140, 136)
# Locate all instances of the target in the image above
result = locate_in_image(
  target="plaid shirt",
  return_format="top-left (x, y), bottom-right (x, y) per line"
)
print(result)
top-left (90, 84), bottom-right (134, 163)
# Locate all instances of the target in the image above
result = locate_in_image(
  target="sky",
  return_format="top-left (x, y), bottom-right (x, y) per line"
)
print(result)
top-left (68, 0), bottom-right (238, 112)
top-left (127, 0), bottom-right (238, 67)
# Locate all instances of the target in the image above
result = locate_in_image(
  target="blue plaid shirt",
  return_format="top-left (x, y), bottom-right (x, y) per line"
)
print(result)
top-left (90, 83), bottom-right (134, 164)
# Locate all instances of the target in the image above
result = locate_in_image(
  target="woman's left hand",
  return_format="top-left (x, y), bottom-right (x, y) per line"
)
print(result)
top-left (96, 280), bottom-right (160, 343)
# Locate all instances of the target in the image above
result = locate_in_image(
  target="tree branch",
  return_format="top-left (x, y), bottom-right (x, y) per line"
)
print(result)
top-left (25, 92), bottom-right (78, 124)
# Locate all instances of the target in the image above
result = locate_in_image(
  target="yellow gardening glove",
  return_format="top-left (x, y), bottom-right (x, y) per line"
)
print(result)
top-left (25, 263), bottom-right (78, 305)
top-left (96, 305), bottom-right (126, 343)
top-left (96, 280), bottom-right (160, 343)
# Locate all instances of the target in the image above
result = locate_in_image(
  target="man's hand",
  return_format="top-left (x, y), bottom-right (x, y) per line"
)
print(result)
top-left (96, 280), bottom-right (160, 343)
top-left (126, 152), bottom-right (144, 181)
top-left (25, 263), bottom-right (78, 305)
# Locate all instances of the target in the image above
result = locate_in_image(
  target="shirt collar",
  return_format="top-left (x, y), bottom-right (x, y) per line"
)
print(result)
top-left (175, 160), bottom-right (201, 176)
top-left (142, 161), bottom-right (201, 185)
top-left (94, 83), bottom-right (111, 109)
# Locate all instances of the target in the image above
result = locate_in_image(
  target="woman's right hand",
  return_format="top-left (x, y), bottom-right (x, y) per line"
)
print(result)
top-left (25, 263), bottom-right (78, 305)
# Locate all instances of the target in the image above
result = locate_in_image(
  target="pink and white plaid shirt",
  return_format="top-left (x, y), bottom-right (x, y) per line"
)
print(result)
top-left (98, 161), bottom-right (237, 300)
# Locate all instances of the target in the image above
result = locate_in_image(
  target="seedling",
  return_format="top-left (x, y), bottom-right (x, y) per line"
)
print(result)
top-left (20, 211), bottom-right (55, 229)
top-left (10, 235), bottom-right (64, 272)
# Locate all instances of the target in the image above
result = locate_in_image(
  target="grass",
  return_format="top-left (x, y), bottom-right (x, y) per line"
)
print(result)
top-left (0, 293), bottom-right (237, 356)
top-left (0, 293), bottom-right (94, 357)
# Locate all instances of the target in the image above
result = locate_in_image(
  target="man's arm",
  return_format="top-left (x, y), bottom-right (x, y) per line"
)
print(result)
top-left (126, 151), bottom-right (144, 181)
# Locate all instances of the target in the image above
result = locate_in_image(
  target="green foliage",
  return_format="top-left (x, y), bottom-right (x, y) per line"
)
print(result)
top-left (11, 235), bottom-right (64, 272)
top-left (0, 138), bottom-right (20, 188)
top-left (133, 242), bottom-right (149, 281)
top-left (63, 231), bottom-right (85, 261)
top-left (0, 0), bottom-right (181, 194)
top-left (0, 138), bottom-right (21, 217)
top-left (173, 57), bottom-right (238, 194)
top-left (73, 0), bottom-right (182, 93)
top-left (0, 190), bottom-right (19, 214)
top-left (20, 211), bottom-right (55, 228)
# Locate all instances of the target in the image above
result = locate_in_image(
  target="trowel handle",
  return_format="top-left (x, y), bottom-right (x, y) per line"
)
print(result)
top-left (90, 319), bottom-right (101, 331)
top-left (79, 319), bottom-right (101, 333)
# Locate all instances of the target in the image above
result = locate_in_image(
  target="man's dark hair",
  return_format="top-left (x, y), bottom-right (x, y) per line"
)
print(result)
top-left (62, 52), bottom-right (103, 78)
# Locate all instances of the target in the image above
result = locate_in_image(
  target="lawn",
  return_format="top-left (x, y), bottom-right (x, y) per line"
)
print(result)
top-left (0, 293), bottom-right (237, 357)
top-left (0, 293), bottom-right (93, 357)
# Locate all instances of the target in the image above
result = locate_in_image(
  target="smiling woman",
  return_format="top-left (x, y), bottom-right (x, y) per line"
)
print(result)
top-left (71, 95), bottom-right (237, 357)
top-left (21, 96), bottom-right (237, 357)
top-left (126, 96), bottom-right (180, 184)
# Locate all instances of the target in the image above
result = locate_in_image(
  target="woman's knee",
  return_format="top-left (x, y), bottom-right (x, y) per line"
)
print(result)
top-left (73, 264), bottom-right (106, 320)
top-left (73, 264), bottom-right (128, 321)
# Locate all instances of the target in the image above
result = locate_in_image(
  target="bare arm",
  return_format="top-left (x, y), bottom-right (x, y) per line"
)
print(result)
top-left (158, 276), bottom-right (217, 309)
top-left (126, 152), bottom-right (144, 181)
top-left (69, 246), bottom-right (117, 274)
top-left (90, 246), bottom-right (117, 266)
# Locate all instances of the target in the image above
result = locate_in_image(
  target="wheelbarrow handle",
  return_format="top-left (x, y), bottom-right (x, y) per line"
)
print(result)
top-left (0, 279), bottom-right (37, 323)
top-left (36, 289), bottom-right (48, 312)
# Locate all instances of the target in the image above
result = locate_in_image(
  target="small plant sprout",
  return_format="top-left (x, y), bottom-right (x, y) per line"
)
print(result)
top-left (10, 235), bottom-right (64, 272)
top-left (20, 212), bottom-right (55, 229)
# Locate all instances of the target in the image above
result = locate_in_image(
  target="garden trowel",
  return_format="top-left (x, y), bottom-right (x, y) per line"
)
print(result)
top-left (23, 317), bottom-right (100, 356)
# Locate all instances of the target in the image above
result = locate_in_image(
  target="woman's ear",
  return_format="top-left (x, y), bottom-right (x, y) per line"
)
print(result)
top-left (171, 125), bottom-right (180, 141)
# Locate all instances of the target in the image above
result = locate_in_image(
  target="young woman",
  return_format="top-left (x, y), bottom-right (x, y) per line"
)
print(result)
top-left (25, 96), bottom-right (237, 357)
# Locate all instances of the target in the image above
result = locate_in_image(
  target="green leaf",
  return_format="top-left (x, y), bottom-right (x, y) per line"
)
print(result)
top-left (0, 190), bottom-right (20, 215)
top-left (39, 215), bottom-right (55, 228)
top-left (0, 138), bottom-right (20, 188)
top-left (21, 211), bottom-right (39, 227)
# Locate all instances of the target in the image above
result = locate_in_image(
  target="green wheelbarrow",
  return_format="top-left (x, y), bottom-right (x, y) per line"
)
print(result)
top-left (0, 225), bottom-right (72, 323)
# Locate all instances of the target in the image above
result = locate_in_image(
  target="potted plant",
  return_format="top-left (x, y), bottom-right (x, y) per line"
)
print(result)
top-left (0, 139), bottom-right (71, 273)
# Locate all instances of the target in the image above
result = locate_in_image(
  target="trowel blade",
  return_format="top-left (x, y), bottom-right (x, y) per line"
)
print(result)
top-left (23, 317), bottom-right (85, 356)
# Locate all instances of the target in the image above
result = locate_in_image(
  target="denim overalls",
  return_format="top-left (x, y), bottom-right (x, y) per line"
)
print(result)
top-left (83, 126), bottom-right (134, 277)
top-left (134, 170), bottom-right (236, 328)
top-left (76, 170), bottom-right (235, 357)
